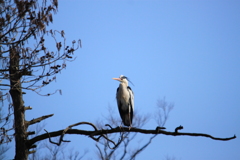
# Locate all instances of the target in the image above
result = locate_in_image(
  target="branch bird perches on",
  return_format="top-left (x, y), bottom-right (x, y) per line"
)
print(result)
top-left (27, 122), bottom-right (236, 150)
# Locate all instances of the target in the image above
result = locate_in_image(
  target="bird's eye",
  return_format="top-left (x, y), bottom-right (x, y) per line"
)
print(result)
top-left (121, 76), bottom-right (127, 79)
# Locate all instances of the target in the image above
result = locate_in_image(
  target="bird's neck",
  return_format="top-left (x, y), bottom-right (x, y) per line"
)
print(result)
top-left (119, 83), bottom-right (128, 90)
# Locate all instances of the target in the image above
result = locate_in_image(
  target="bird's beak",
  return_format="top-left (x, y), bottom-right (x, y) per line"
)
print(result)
top-left (112, 78), bottom-right (121, 81)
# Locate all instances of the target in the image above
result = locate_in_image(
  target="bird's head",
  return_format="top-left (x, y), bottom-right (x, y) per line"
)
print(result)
top-left (112, 75), bottom-right (134, 86)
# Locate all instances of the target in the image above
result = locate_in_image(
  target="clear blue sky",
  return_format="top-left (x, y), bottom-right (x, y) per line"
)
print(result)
top-left (6, 0), bottom-right (240, 160)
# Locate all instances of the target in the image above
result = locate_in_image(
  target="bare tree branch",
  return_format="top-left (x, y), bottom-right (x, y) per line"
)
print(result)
top-left (130, 134), bottom-right (158, 160)
top-left (27, 114), bottom-right (54, 126)
top-left (96, 144), bottom-right (105, 160)
top-left (27, 122), bottom-right (236, 149)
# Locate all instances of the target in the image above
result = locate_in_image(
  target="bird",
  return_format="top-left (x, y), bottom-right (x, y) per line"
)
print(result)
top-left (112, 75), bottom-right (134, 127)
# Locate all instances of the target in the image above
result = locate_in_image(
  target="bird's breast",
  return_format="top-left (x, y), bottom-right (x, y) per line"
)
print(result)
top-left (118, 88), bottom-right (130, 109)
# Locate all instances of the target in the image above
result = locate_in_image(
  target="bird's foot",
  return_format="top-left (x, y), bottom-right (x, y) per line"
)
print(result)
top-left (118, 123), bottom-right (124, 132)
top-left (128, 126), bottom-right (132, 130)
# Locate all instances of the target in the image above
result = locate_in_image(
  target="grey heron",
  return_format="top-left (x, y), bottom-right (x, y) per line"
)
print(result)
top-left (113, 75), bottom-right (134, 127)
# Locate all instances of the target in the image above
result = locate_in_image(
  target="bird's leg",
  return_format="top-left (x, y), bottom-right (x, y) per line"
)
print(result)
top-left (128, 113), bottom-right (132, 130)
top-left (119, 122), bottom-right (124, 132)
top-left (119, 122), bottom-right (123, 128)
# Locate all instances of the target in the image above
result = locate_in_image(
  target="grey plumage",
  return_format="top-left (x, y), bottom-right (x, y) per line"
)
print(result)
top-left (113, 75), bottom-right (134, 126)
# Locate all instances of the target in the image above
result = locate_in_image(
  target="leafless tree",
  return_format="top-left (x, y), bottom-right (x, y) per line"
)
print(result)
top-left (0, 0), bottom-right (80, 159)
top-left (94, 99), bottom-right (173, 160)
top-left (29, 137), bottom-right (87, 160)
top-left (0, 1), bottom-right (236, 160)
top-left (94, 108), bottom-right (148, 160)
top-left (155, 97), bottom-right (174, 127)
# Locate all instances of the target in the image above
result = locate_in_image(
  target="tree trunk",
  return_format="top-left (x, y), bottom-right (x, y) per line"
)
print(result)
top-left (9, 46), bottom-right (28, 160)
